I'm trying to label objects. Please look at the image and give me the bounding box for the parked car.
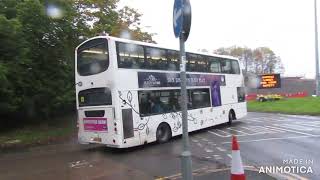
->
[256,94,283,102]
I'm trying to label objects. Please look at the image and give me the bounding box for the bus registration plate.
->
[93,137,102,142]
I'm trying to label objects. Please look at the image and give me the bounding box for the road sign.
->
[182,0,191,41]
[173,0,183,38]
[173,0,191,40]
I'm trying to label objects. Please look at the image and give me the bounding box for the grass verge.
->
[0,115,76,149]
[247,97,320,115]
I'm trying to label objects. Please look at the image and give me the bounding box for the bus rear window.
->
[77,38,109,76]
[78,88,112,107]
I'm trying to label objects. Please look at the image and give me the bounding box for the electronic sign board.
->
[258,74,281,89]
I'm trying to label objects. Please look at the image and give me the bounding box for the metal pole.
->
[179,32,193,180]
[315,0,320,96]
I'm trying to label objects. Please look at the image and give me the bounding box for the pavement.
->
[1,112,320,180]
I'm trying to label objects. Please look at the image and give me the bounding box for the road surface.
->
[0,112,319,180]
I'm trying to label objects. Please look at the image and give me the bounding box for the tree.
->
[0,0,155,125]
[0,15,28,114]
[214,46,284,75]
[74,1,155,42]
[0,0,80,120]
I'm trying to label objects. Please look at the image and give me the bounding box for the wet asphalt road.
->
[0,112,320,180]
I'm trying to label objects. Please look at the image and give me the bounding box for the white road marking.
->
[236,126,264,134]
[207,119,320,139]
[259,126,286,133]
[208,130,230,137]
[302,121,320,125]
[246,117,261,120]
[309,121,320,124]
[221,135,320,144]
[197,143,203,147]
[204,148,213,153]
[194,135,210,142]
[275,123,315,131]
[246,119,263,122]
[294,123,320,128]
[277,116,287,120]
[201,138,209,141]
[208,125,284,138]
[274,119,292,122]
[294,121,320,125]
[207,142,216,145]
[216,147,226,152]
[248,125,285,133]
[211,155,222,159]
[69,160,89,169]
[216,129,231,134]
[281,114,320,120]
[239,126,274,134]
[241,126,284,134]
[264,125,315,136]
[191,139,199,143]
[227,127,250,135]
[227,154,232,158]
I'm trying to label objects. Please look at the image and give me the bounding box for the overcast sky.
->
[119,0,320,78]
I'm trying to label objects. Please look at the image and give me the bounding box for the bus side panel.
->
[235,102,247,119]
[185,106,228,133]
[220,87,238,105]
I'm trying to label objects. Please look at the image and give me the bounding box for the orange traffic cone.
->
[231,135,246,180]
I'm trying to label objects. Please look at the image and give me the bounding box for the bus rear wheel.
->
[228,110,236,126]
[156,123,172,143]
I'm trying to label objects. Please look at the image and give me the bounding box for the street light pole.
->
[315,0,320,96]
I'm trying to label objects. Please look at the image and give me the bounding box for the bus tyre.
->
[156,123,172,143]
[228,110,235,126]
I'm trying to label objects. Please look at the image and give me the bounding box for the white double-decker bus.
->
[75,35,247,148]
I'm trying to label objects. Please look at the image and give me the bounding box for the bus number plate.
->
[93,137,102,142]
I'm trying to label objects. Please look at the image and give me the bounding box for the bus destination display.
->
[258,74,281,89]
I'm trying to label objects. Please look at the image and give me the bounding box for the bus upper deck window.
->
[117,42,144,69]
[231,60,240,74]
[221,59,232,74]
[77,38,109,76]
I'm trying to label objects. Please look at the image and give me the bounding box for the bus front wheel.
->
[156,123,172,143]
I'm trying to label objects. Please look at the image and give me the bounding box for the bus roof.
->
[76,35,239,61]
